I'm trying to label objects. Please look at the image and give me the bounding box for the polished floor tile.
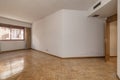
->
[0,50,118,80]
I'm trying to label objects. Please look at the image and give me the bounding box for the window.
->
[0,24,25,41]
[11,28,24,40]
[0,27,10,40]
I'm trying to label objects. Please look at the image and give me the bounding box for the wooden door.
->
[105,14,117,62]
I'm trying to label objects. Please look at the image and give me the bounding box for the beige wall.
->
[110,21,117,56]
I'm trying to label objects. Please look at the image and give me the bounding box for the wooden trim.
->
[32,49,104,59]
[117,74,120,80]
[105,14,117,62]
[25,28,31,49]
[0,39,25,41]
[110,56,117,58]
[0,49,29,54]
[105,21,110,61]
[0,48,105,59]
[0,23,25,29]
[32,49,62,59]
[61,56,104,59]
[107,14,117,23]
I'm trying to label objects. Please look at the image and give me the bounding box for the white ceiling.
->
[0,0,98,23]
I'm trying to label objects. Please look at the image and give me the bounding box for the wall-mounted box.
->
[88,0,117,18]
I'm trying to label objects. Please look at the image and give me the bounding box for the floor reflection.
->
[0,57,24,79]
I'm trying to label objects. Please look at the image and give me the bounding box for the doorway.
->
[105,14,117,62]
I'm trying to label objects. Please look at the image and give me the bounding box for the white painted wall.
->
[32,10,64,57]
[117,0,120,78]
[62,10,105,58]
[32,9,105,58]
[0,41,25,51]
[0,17,32,51]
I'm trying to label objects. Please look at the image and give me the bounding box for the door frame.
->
[105,14,117,62]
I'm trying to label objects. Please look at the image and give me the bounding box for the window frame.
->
[0,23,25,41]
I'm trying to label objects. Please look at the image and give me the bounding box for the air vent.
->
[92,15,99,17]
[93,2,101,9]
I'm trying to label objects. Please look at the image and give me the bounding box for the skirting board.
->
[32,49,62,59]
[0,48,105,59]
[117,75,120,80]
[32,49,105,59]
[0,49,31,54]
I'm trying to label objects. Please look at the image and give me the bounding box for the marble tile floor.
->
[0,50,118,80]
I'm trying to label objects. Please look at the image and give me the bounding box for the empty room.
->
[0,0,120,80]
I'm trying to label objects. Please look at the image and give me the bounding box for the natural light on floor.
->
[0,57,24,79]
